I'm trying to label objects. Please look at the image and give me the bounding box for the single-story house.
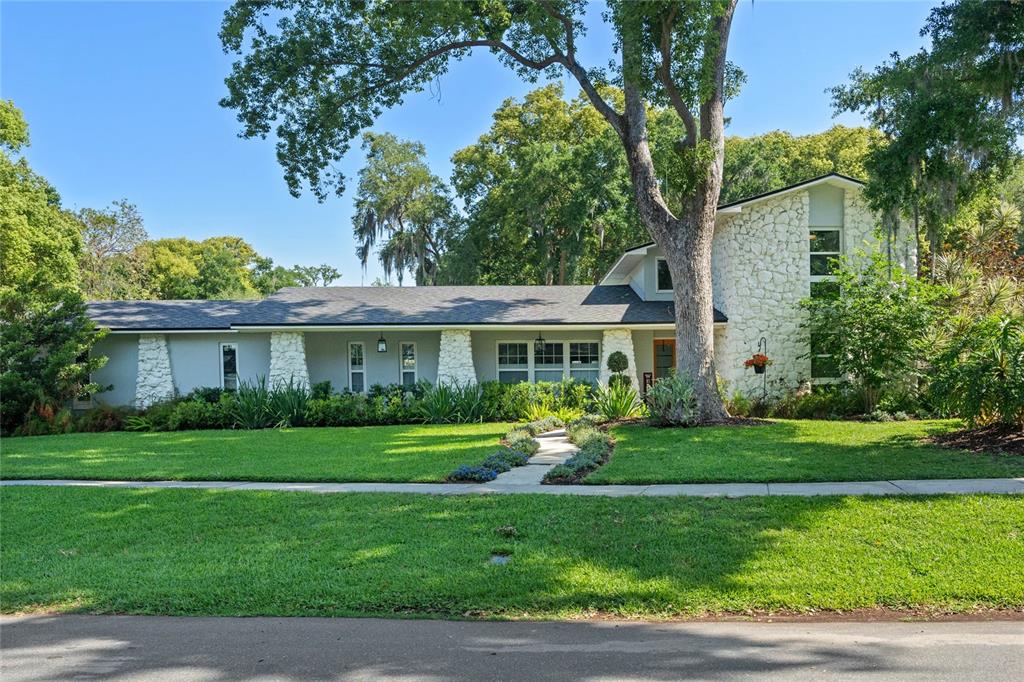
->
[85,174,917,408]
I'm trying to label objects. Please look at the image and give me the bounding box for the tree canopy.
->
[832,0,1024,275]
[352,132,455,285]
[443,83,641,285]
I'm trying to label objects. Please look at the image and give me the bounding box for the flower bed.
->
[445,417,563,482]
[542,418,614,484]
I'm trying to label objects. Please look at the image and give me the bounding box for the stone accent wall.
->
[437,329,477,385]
[712,191,811,397]
[135,333,175,408]
[269,331,310,389]
[599,328,638,386]
[844,189,917,275]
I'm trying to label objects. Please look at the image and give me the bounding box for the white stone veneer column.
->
[436,329,477,385]
[599,328,638,386]
[135,333,175,408]
[269,331,310,389]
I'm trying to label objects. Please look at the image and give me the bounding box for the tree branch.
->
[538,0,575,65]
[656,5,697,147]
[700,0,739,138]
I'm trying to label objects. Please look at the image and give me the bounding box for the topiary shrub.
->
[168,398,226,431]
[645,374,698,426]
[607,351,628,374]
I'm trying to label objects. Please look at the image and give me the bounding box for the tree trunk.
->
[618,92,728,422]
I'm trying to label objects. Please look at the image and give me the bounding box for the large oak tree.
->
[220,0,741,420]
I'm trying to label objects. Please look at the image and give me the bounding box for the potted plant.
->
[744,353,772,374]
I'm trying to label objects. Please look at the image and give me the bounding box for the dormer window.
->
[656,259,673,292]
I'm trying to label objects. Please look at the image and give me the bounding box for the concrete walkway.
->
[491,428,577,485]
[4,476,1023,497]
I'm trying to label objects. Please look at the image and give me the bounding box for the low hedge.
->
[544,418,614,484]
[21,380,594,438]
[446,418,560,482]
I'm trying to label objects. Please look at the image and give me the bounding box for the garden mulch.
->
[932,424,1024,456]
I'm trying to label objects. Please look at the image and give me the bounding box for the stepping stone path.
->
[491,429,577,486]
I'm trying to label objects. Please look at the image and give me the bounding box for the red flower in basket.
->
[744,354,772,374]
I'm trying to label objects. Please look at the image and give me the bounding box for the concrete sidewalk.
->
[4,476,1023,497]
[2,614,1022,681]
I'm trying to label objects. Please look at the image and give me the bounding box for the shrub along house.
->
[85,174,916,408]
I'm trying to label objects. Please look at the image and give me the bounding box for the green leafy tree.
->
[721,126,879,203]
[832,0,1024,277]
[137,236,261,299]
[250,256,304,295]
[1,288,108,434]
[220,0,744,420]
[352,132,455,285]
[77,200,150,299]
[293,264,342,287]
[446,83,642,284]
[0,100,106,432]
[801,254,946,412]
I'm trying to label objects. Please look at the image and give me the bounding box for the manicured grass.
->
[585,419,1024,484]
[0,424,512,483]
[2,487,1022,617]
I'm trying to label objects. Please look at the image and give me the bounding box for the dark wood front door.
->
[653,339,675,379]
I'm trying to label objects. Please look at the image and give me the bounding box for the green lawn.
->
[2,487,1021,617]
[0,423,511,483]
[584,419,1024,484]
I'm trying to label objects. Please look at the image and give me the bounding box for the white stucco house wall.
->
[85,174,916,408]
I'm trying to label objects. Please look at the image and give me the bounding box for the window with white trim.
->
[809,229,842,278]
[349,342,365,393]
[497,342,529,384]
[400,342,417,387]
[220,343,239,391]
[569,342,600,385]
[809,281,841,379]
[496,340,601,384]
[656,258,673,291]
[533,342,565,383]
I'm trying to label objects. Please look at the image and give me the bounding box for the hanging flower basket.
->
[744,354,772,374]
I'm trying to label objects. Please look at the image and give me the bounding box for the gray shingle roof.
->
[86,286,726,330]
[86,300,255,331]
[234,285,726,326]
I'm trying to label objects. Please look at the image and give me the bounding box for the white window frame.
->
[655,257,673,292]
[495,340,601,384]
[219,342,239,391]
[496,340,531,384]
[399,341,417,386]
[809,225,843,380]
[349,341,366,394]
[809,228,843,283]
[567,340,601,384]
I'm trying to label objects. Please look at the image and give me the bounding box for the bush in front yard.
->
[505,428,539,455]
[168,398,232,431]
[645,374,698,426]
[446,464,498,483]
[75,404,134,433]
[928,314,1024,428]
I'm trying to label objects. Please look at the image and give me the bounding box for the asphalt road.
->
[1,615,1022,681]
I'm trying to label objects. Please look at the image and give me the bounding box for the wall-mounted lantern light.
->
[377,334,388,353]
[534,331,546,353]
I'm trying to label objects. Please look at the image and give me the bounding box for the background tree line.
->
[353,84,1023,287]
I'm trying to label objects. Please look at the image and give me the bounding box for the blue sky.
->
[2,1,931,285]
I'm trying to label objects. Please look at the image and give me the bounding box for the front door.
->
[653,339,675,379]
